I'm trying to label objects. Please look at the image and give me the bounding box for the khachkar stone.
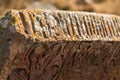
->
[0,9,120,80]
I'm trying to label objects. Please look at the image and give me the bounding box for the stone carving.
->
[0,9,120,80]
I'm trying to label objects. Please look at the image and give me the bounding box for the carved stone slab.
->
[0,9,120,80]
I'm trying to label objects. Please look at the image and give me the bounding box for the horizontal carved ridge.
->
[4,9,120,41]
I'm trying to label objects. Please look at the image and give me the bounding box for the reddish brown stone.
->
[0,9,120,80]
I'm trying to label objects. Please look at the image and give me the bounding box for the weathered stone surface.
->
[0,9,120,80]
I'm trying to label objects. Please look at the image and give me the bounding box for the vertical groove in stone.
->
[73,12,80,38]
[96,16,102,38]
[57,13,67,38]
[79,14,86,39]
[38,12,47,38]
[100,16,106,38]
[110,18,116,37]
[55,12,65,40]
[43,12,52,38]
[106,18,113,37]
[113,18,118,37]
[107,18,112,38]
[115,18,120,37]
[35,12,44,38]
[111,17,118,37]
[82,15,89,39]
[103,16,111,38]
[89,15,96,38]
[84,15,92,38]
[68,13,75,38]
[103,16,108,38]
[95,16,101,38]
[19,12,28,34]
[63,12,71,39]
[114,18,120,37]
[27,11,35,34]
[87,15,94,38]
[113,18,119,37]
[53,12,65,40]
[99,18,104,38]
[83,15,89,38]
[74,13,82,38]
[62,12,69,39]
[92,16,98,38]
[19,11,33,35]
[70,12,80,39]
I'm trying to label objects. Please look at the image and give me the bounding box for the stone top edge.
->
[1,9,120,42]
[5,9,120,17]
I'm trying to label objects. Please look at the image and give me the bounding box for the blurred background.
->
[0,0,120,16]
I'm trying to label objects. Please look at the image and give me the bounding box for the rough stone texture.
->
[0,9,120,80]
